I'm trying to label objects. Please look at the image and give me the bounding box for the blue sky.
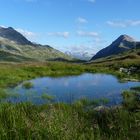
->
[0,0,140,54]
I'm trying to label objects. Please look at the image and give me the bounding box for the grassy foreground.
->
[0,88,139,140]
[0,61,139,139]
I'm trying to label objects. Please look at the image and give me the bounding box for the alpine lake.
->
[5,73,140,106]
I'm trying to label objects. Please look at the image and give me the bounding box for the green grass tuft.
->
[22,81,34,89]
[41,93,55,101]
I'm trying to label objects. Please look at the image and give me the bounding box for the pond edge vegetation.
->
[0,62,139,139]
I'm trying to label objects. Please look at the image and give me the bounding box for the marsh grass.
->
[0,88,19,100]
[41,93,55,102]
[122,90,140,111]
[0,88,9,99]
[0,86,139,139]
[0,62,139,139]
[74,98,110,109]
[0,91,139,140]
[130,86,140,92]
[0,61,137,88]
[22,81,34,89]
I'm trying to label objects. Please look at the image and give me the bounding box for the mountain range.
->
[65,51,94,61]
[0,26,140,62]
[0,26,72,62]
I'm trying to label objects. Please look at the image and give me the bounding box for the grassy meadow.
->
[0,61,139,139]
[0,60,139,88]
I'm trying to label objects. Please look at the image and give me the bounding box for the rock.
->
[119,67,128,73]
[119,66,139,75]
[94,106,109,112]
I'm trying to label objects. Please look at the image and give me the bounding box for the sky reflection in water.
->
[6,73,140,106]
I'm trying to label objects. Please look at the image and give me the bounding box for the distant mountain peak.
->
[7,27,14,30]
[109,35,136,48]
[115,34,135,42]
[0,26,72,62]
[91,34,139,60]
[0,26,33,45]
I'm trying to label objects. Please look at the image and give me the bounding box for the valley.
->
[0,27,140,140]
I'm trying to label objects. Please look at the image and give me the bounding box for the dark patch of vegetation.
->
[73,97,109,108]
[0,88,19,100]
[130,86,140,92]
[41,93,55,102]
[0,88,9,99]
[122,90,140,112]
[22,81,34,89]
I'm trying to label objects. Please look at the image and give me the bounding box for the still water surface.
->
[6,73,140,105]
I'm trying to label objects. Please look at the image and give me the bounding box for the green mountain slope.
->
[90,47,140,68]
[0,27,72,62]
[91,35,139,60]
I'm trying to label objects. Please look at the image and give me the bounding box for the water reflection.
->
[6,73,140,105]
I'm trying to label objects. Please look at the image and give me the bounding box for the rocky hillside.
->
[0,27,33,45]
[0,26,72,62]
[91,35,140,60]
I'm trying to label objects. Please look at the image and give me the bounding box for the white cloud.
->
[107,20,140,28]
[77,30,99,37]
[63,33,106,56]
[47,32,70,38]
[0,25,7,28]
[128,20,140,26]
[16,28,37,40]
[0,26,37,41]
[64,40,102,57]
[67,44,95,54]
[77,17,88,24]
[107,21,126,28]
